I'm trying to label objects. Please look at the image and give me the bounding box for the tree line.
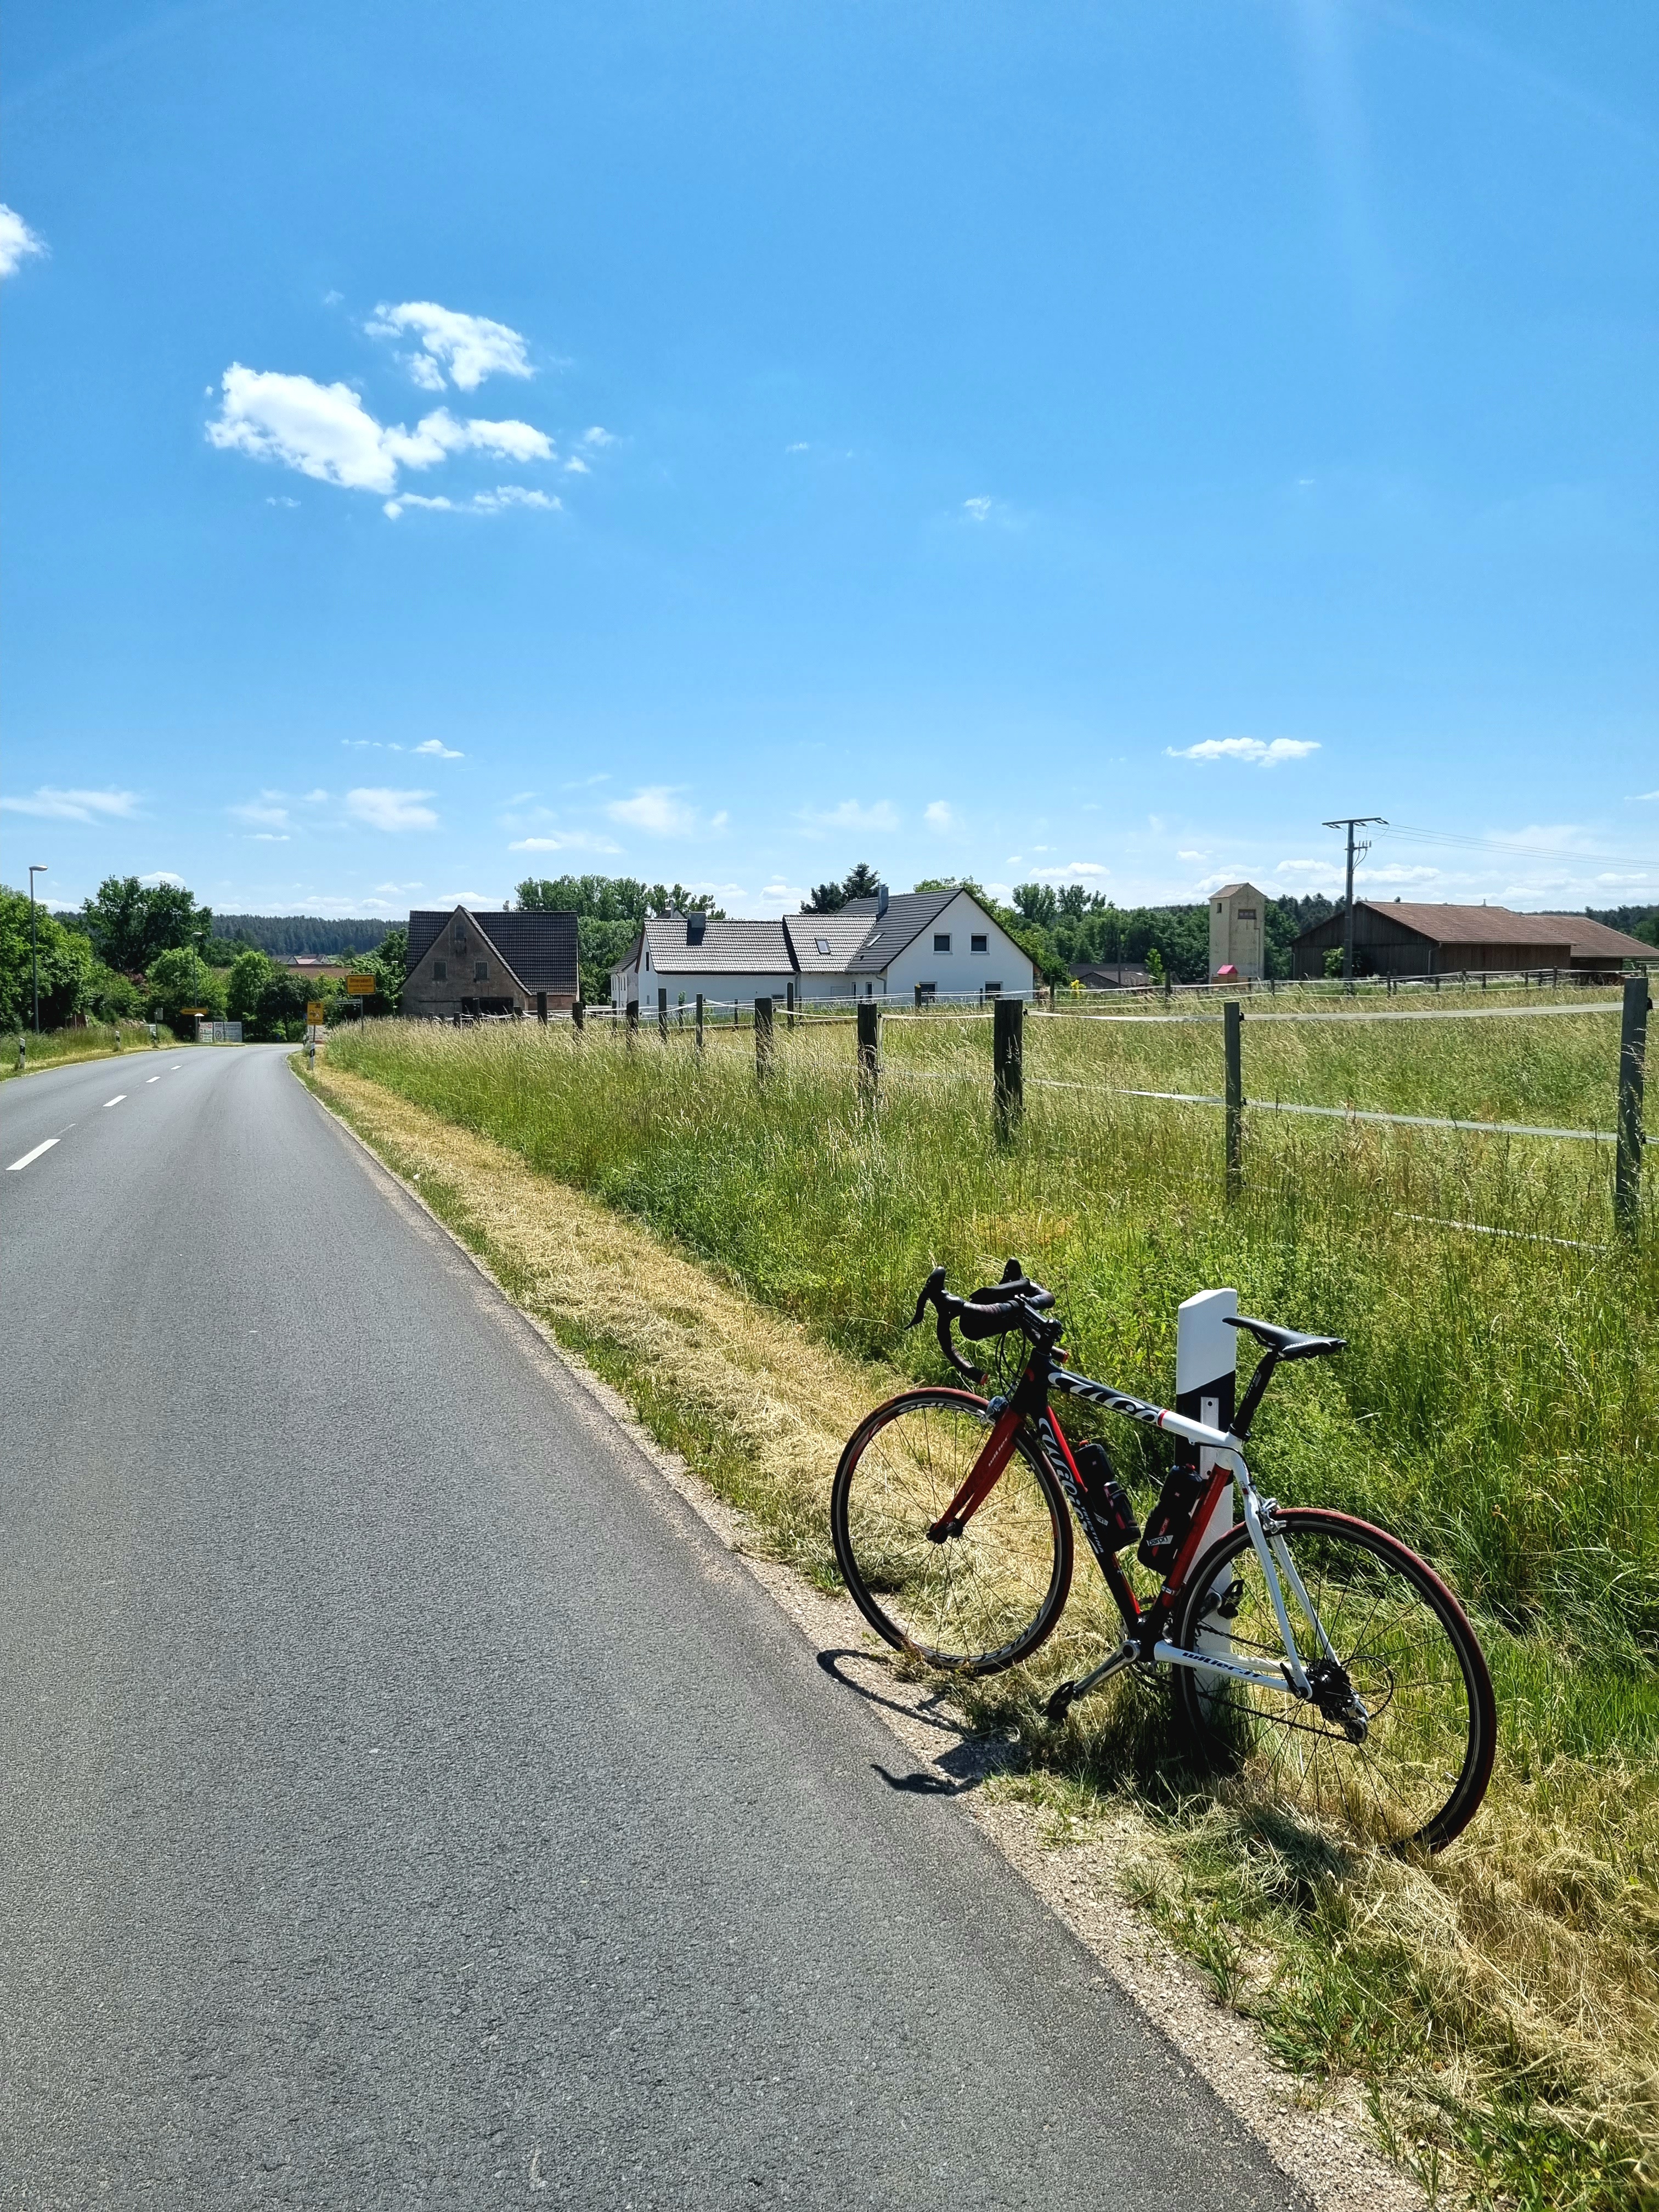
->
[2,876,408,1040]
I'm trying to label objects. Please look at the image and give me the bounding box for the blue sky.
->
[2,1,1655,921]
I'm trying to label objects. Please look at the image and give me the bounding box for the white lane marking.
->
[103,1094,127,1108]
[147,1075,160,1084]
[7,1138,59,1171]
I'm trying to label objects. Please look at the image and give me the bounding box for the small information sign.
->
[306,1001,326,1024]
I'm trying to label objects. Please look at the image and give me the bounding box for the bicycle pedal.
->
[1045,1681,1077,1723]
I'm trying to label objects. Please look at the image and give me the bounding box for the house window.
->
[970,933,988,953]
[918,983,937,1001]
[985,982,1003,996]
[454,931,467,951]
[934,933,951,953]
[433,960,447,981]
[475,961,488,981]
[1237,908,1257,922]
[815,938,832,955]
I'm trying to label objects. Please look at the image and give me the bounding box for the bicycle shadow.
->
[817,1646,1020,1798]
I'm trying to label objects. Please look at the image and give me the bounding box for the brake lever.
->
[907,1266,947,1331]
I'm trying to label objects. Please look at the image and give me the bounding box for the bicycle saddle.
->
[1226,1314,1346,1360]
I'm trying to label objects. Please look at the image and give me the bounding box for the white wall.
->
[611,966,798,1011]
[880,893,1036,1000]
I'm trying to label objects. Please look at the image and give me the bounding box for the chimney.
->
[876,883,889,918]
[686,911,707,945]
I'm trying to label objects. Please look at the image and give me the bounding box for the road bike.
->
[830,1265,1496,1850]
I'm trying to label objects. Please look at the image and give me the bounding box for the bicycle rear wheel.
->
[831,1388,1072,1674]
[1173,1509,1495,1851]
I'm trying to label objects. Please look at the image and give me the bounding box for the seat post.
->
[1231,1347,1281,1441]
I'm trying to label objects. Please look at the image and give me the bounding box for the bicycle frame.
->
[934,1352,1344,1714]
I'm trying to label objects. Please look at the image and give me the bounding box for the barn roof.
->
[1295,902,1577,950]
[1537,915,1655,961]
[783,913,876,972]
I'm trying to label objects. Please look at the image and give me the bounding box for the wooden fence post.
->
[755,996,774,1079]
[1615,972,1650,1235]
[786,979,795,1031]
[993,995,1023,1134]
[1224,999,1243,1199]
[856,998,880,1104]
[695,992,704,1052]
[572,998,584,1031]
[657,985,668,1039]
[626,997,639,1046]
[536,991,548,1023]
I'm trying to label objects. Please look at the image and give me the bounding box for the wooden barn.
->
[1290,901,1650,980]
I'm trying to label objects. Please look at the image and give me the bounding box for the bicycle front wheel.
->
[1173,1509,1494,1851]
[831,1387,1073,1674]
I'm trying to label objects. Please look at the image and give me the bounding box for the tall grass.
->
[316,1011,1659,2204]
[329,1008,1656,1713]
[2,1022,167,1081]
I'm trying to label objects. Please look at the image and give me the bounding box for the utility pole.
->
[1322,818,1386,991]
[27,865,48,1034]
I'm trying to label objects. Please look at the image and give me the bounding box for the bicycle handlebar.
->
[907,1263,1057,1381]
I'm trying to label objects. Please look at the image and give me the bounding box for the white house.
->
[609,888,1036,1011]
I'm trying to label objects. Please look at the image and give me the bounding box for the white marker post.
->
[1175,1286,1237,1566]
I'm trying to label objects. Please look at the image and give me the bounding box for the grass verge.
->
[302,1036,1658,2210]
[2,1023,172,1081]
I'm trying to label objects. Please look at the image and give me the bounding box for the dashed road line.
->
[7,1138,59,1172]
[103,1095,127,1108]
[147,1076,160,1084]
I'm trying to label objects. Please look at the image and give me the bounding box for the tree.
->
[252,966,311,1040]
[146,946,226,1029]
[227,950,276,1026]
[802,862,882,913]
[0,887,96,1030]
[1012,882,1059,928]
[79,876,212,971]
[516,873,724,1004]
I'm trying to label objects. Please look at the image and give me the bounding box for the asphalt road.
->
[0,1045,1304,2209]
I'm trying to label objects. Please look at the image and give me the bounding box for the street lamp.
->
[27,866,48,1034]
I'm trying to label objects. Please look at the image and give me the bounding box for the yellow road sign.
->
[345,973,376,995]
[180,1006,208,1016]
[306,1001,326,1024]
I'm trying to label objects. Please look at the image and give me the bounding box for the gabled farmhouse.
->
[402,906,579,1019]
[608,886,1036,1010]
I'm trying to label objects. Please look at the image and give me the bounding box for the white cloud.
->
[229,799,290,828]
[1166,737,1321,767]
[798,799,899,834]
[1177,850,1206,861]
[1,785,141,822]
[563,456,590,474]
[413,739,464,758]
[582,426,616,447]
[345,787,438,832]
[963,496,992,522]
[208,369,551,503]
[924,800,958,832]
[0,205,47,279]
[266,495,300,509]
[507,831,623,854]
[607,786,698,836]
[1032,860,1109,881]
[367,301,532,391]
[785,442,809,454]
[209,367,400,492]
[384,484,558,520]
[758,879,809,906]
[139,871,186,887]
[1627,790,1659,803]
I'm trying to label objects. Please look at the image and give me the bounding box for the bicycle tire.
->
[1173,1508,1496,1851]
[831,1387,1073,1674]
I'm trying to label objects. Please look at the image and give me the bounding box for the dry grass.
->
[303,1049,1659,2211]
